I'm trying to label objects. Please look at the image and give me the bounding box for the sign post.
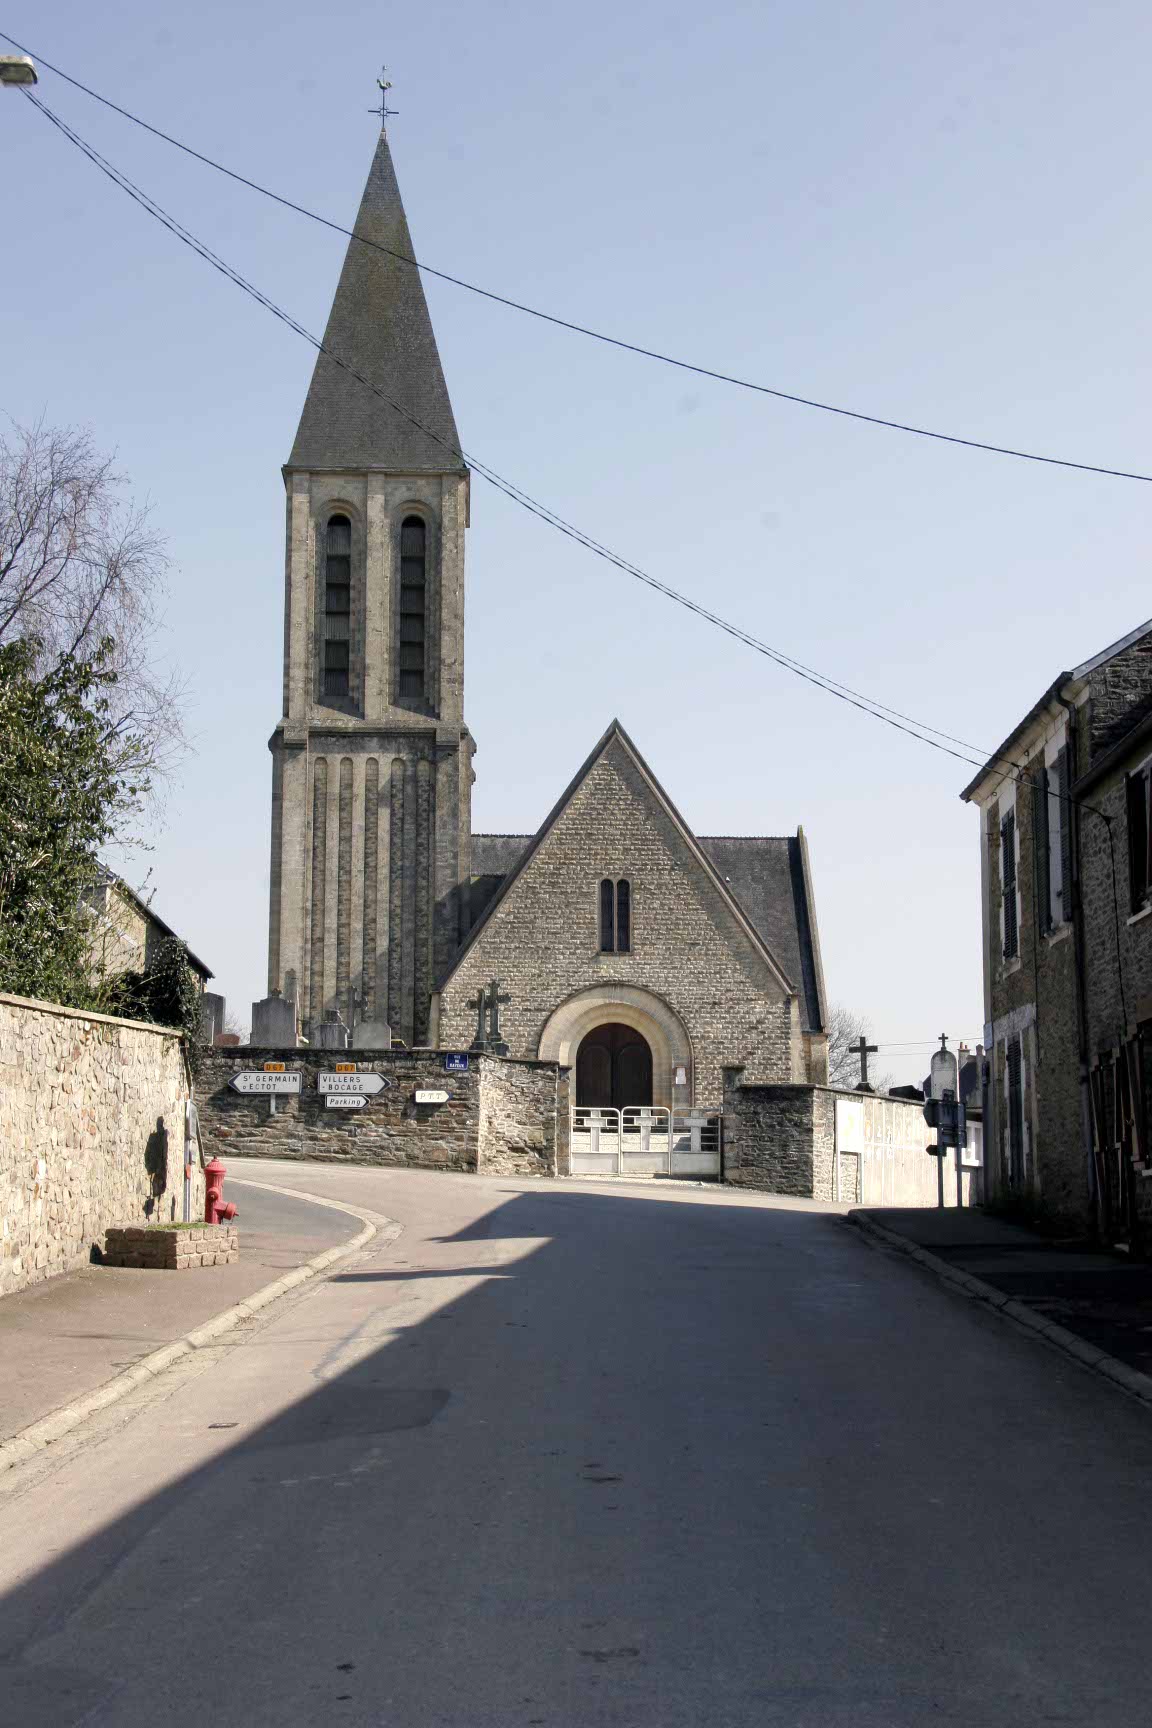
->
[229,1069,301,1119]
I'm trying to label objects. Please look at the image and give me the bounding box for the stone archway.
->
[537,985,693,1108]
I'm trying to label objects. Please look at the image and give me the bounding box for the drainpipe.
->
[1059,693,1097,1233]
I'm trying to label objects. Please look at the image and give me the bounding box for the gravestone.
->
[353,1019,392,1049]
[251,989,298,1047]
[199,992,226,1044]
[313,1010,351,1051]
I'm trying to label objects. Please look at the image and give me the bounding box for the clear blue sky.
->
[4,2,1151,1084]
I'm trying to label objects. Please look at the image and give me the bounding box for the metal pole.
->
[937,1147,945,1209]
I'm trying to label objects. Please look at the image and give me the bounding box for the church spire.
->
[287,128,465,473]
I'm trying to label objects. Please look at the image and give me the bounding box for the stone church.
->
[264,127,829,1112]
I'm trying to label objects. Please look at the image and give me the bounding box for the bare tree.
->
[825,1002,892,1092]
[0,417,184,779]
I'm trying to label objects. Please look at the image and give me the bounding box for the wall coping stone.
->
[0,990,182,1040]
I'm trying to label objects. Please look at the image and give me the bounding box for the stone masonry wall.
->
[722,1075,816,1196]
[0,992,195,1298]
[721,1072,948,1205]
[477,1058,567,1177]
[440,736,796,1104]
[197,1045,567,1176]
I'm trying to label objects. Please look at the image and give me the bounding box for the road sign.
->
[443,1053,469,1073]
[334,1062,355,1073]
[317,1072,392,1095]
[415,1089,449,1105]
[230,1071,301,1095]
[263,1062,286,1073]
[326,1094,366,1110]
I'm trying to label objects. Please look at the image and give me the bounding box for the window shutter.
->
[1127,771,1148,913]
[1057,748,1072,923]
[1032,768,1051,935]
[1002,811,1018,958]
[1006,1038,1024,1184]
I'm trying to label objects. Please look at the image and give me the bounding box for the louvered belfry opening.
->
[398,515,427,700]
[323,514,352,700]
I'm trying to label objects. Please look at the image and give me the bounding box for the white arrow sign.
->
[317,1072,391,1094]
[414,1089,450,1105]
[326,1094,367,1110]
[229,1071,301,1095]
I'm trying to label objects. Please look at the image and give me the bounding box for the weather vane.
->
[372,66,399,125]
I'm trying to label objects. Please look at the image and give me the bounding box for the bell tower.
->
[266,127,473,1045]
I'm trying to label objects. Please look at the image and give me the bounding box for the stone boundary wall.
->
[196,1046,567,1176]
[722,1071,976,1205]
[0,992,195,1298]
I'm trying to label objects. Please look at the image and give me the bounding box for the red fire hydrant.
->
[204,1157,238,1224]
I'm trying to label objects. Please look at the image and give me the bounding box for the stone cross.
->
[487,978,510,1046]
[853,1035,879,1090]
[468,979,511,1055]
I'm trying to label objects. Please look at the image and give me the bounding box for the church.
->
[264,127,830,1117]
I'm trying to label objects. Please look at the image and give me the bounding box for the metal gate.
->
[569,1107,721,1179]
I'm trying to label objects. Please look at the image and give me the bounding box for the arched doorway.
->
[575,1023,653,1109]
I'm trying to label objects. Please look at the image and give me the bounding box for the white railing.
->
[570,1108,721,1178]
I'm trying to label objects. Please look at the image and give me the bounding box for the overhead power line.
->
[23,89,1117,832]
[5,28,1152,488]
[21,90,1006,776]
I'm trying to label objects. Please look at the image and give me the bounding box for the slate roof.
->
[468,813,827,1032]
[287,129,465,474]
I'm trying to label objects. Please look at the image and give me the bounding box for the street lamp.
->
[0,56,37,87]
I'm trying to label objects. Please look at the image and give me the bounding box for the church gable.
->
[437,723,806,1101]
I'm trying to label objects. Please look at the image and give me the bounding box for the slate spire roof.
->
[287,129,465,473]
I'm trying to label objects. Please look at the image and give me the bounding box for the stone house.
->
[85,872,213,993]
[961,617,1152,1240]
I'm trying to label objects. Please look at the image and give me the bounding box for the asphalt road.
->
[2,1161,1152,1727]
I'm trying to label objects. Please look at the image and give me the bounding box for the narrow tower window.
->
[398,515,427,700]
[599,879,631,953]
[323,514,352,700]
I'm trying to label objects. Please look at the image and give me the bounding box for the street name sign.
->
[326,1094,366,1110]
[415,1089,449,1105]
[317,1072,392,1095]
[230,1071,301,1095]
[443,1053,469,1073]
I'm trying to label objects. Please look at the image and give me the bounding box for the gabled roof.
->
[960,614,1152,803]
[287,129,465,474]
[93,870,213,981]
[449,720,819,1018]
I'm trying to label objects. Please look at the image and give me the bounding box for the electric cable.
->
[19,89,1117,831]
[5,28,1151,488]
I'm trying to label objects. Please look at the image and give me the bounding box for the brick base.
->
[103,1224,240,1270]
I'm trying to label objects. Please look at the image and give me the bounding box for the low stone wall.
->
[722,1070,978,1205]
[196,1046,568,1176]
[0,992,195,1298]
[104,1222,239,1269]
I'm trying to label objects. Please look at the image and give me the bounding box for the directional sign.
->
[443,1053,469,1073]
[414,1089,449,1105]
[230,1071,301,1095]
[326,1094,366,1110]
[317,1072,392,1095]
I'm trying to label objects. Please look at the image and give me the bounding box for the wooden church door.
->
[575,1024,653,1110]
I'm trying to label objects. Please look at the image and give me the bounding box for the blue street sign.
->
[443,1053,469,1073]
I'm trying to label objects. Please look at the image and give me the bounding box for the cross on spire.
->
[372,66,399,126]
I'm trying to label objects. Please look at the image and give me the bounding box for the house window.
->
[323,514,352,700]
[398,515,427,701]
[1127,761,1152,914]
[1000,808,1019,959]
[599,879,631,953]
[1032,766,1051,936]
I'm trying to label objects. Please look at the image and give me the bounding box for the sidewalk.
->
[0,1179,356,1443]
[852,1206,1152,1380]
